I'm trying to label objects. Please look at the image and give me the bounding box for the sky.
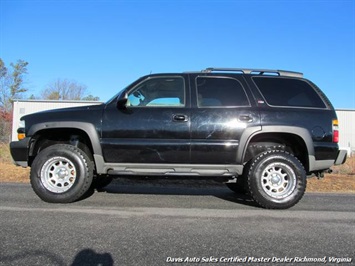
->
[0,0,354,108]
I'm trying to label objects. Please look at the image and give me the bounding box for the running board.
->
[105,163,243,177]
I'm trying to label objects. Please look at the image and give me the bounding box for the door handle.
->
[238,115,253,122]
[173,114,188,122]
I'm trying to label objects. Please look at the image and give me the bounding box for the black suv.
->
[10,68,347,209]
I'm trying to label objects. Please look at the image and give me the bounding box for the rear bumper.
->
[9,138,30,167]
[334,149,347,165]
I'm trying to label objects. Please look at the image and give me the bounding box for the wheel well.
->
[244,133,309,171]
[29,128,94,166]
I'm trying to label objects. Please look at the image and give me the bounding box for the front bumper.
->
[9,137,31,167]
[334,149,347,165]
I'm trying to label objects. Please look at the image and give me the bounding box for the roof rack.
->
[202,67,303,78]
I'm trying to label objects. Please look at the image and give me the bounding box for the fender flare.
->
[28,121,103,157]
[238,125,314,163]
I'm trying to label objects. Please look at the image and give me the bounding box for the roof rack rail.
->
[202,67,303,78]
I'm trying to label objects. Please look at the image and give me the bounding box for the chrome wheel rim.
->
[41,156,77,193]
[261,162,296,199]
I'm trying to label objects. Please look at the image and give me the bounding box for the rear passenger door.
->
[189,74,260,164]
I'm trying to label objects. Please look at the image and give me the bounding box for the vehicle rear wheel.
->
[247,150,306,209]
[30,144,94,203]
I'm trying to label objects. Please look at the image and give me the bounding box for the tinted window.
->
[127,77,185,107]
[253,77,326,108]
[196,77,249,107]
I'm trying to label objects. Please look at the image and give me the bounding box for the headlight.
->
[19,120,25,128]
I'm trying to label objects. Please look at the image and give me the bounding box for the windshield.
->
[105,76,148,105]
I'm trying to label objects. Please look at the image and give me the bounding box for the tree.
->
[0,58,28,142]
[81,94,100,101]
[0,58,28,113]
[10,60,28,99]
[41,78,99,101]
[0,59,7,78]
[0,59,11,113]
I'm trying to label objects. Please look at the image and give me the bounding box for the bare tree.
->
[41,79,88,100]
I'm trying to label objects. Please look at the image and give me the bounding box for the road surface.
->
[0,181,354,265]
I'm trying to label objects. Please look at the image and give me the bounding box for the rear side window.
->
[196,77,249,107]
[253,77,326,108]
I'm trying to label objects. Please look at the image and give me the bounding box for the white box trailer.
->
[336,109,355,156]
[12,100,102,141]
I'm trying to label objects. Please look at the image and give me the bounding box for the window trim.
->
[252,76,327,110]
[195,76,250,108]
[126,75,186,108]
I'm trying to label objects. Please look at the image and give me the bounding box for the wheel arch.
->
[28,122,102,167]
[240,126,314,172]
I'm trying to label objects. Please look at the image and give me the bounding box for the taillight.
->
[332,119,339,143]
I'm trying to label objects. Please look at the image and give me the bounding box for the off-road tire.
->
[30,144,94,203]
[247,150,306,209]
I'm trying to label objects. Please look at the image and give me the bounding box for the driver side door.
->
[101,75,190,164]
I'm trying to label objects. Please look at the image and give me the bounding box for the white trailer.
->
[12,100,102,141]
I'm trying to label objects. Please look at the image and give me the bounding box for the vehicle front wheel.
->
[247,150,306,209]
[30,144,94,203]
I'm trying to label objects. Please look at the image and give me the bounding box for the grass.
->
[0,142,354,192]
[0,142,12,163]
[332,156,355,175]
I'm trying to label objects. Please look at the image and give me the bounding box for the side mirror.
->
[116,93,133,114]
[116,93,128,110]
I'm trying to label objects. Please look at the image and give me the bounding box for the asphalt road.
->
[0,181,354,266]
